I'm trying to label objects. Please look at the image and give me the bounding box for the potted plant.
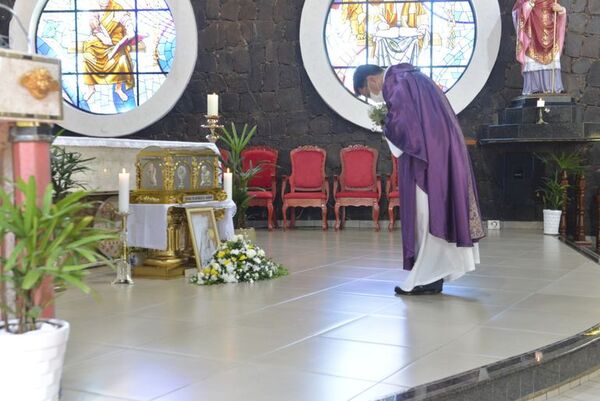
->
[219,123,262,239]
[51,145,94,201]
[538,173,569,235]
[0,177,116,401]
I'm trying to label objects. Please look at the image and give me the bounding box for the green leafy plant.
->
[537,173,569,210]
[368,104,388,129]
[51,146,95,201]
[0,177,117,334]
[536,151,585,176]
[219,123,261,229]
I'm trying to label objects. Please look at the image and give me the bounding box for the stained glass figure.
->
[36,0,176,115]
[326,0,476,97]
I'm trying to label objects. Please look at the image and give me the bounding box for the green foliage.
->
[537,151,585,176]
[219,123,261,229]
[0,177,117,334]
[368,104,388,129]
[537,173,569,210]
[51,146,94,201]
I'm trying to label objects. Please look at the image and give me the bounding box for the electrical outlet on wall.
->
[487,220,501,230]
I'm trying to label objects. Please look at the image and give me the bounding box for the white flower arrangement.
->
[190,234,287,285]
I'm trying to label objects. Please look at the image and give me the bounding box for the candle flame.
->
[226,168,230,173]
[122,168,126,173]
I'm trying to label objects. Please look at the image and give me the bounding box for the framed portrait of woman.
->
[185,207,220,268]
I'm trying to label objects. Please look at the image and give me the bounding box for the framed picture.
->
[185,207,220,268]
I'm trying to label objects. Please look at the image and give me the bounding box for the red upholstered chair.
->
[282,146,329,230]
[386,155,400,231]
[241,146,278,231]
[334,145,381,231]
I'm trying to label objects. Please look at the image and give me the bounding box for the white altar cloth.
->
[128,200,236,251]
[53,137,219,192]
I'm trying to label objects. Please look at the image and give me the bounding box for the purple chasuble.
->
[382,63,485,270]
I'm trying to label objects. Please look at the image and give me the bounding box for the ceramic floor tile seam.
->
[440,286,534,308]
[62,388,140,401]
[377,351,502,391]
[124,301,271,323]
[477,321,592,338]
[63,345,132,370]
[347,383,410,401]
[248,335,420,380]
[247,345,419,384]
[237,314,371,359]
[431,326,565,360]
[201,359,382,389]
[319,323,477,352]
[120,341,251,367]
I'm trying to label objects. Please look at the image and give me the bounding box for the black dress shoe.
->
[394,279,444,296]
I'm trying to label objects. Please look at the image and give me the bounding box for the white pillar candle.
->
[224,169,233,201]
[537,98,545,108]
[118,168,130,213]
[207,93,219,116]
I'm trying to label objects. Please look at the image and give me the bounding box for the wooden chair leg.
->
[283,202,288,231]
[388,205,395,231]
[373,202,380,232]
[340,206,346,229]
[267,202,274,231]
[321,204,328,230]
[334,202,341,231]
[290,207,296,229]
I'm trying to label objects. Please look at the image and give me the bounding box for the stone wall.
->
[4,0,600,230]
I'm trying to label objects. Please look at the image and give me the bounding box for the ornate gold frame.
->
[185,207,220,269]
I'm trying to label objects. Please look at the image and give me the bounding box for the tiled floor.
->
[57,229,600,401]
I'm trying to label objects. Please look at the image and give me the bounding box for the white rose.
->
[247,249,257,258]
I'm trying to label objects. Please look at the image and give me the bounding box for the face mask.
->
[370,91,384,103]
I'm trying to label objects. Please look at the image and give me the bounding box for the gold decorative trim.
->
[19,68,60,100]
[131,189,227,204]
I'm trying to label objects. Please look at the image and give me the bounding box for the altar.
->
[53,136,236,278]
[127,200,236,278]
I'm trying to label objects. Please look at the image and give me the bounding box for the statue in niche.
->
[513,0,567,95]
[144,162,158,188]
[175,164,188,190]
[200,163,212,187]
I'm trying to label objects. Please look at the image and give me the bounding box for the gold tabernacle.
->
[131,146,227,204]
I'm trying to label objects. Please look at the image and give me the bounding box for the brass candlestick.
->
[202,115,224,143]
[537,106,549,124]
[112,212,134,285]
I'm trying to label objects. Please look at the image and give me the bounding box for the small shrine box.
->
[131,146,226,204]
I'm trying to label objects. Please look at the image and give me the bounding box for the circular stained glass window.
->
[325,0,476,98]
[36,0,176,115]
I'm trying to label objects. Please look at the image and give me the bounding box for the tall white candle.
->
[224,169,233,201]
[207,93,219,116]
[118,168,130,213]
[537,98,545,108]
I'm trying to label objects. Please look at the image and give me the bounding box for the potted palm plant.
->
[219,123,261,239]
[0,177,116,401]
[538,173,569,235]
[51,145,94,201]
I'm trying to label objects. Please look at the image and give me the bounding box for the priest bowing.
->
[353,63,485,295]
